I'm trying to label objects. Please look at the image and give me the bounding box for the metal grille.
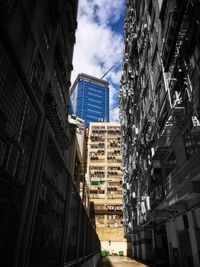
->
[29,171,66,265]
[66,185,80,261]
[0,42,38,183]
[29,138,69,265]
[0,41,39,265]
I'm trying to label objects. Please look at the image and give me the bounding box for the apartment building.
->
[120,0,200,266]
[70,73,110,127]
[0,1,100,266]
[87,122,130,256]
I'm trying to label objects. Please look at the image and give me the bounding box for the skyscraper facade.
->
[120,0,200,266]
[70,73,109,127]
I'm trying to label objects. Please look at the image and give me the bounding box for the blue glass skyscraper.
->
[70,73,109,127]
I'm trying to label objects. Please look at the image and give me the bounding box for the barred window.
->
[0,42,38,184]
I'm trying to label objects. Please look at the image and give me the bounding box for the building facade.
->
[120,0,200,266]
[70,73,110,127]
[87,122,130,256]
[0,1,100,266]
[67,115,90,210]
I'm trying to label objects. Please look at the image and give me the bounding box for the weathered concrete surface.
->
[102,256,152,267]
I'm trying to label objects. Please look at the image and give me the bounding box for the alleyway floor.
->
[102,256,152,267]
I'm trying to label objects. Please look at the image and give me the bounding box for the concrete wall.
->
[131,208,200,267]
[97,227,128,255]
[79,253,101,267]
[101,241,128,256]
[97,227,126,241]
[166,209,200,267]
[132,230,153,262]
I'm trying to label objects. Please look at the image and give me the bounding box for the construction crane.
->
[100,65,115,79]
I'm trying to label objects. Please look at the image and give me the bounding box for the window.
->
[184,129,200,159]
[91,181,105,186]
[88,91,102,98]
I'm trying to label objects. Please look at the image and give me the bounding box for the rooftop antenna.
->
[100,65,115,79]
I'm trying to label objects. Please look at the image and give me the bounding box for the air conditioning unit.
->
[132,192,136,198]
[174,106,185,116]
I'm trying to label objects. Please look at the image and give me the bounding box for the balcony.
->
[161,1,188,71]
[160,104,187,136]
[55,41,68,85]
[155,98,189,151]
[90,174,105,180]
[90,194,105,199]
[150,186,163,209]
[90,159,105,164]
[91,143,105,149]
[44,85,69,150]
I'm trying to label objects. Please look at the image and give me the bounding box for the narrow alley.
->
[1,0,200,266]
[102,256,152,267]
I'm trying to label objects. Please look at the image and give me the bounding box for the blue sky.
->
[71,0,125,121]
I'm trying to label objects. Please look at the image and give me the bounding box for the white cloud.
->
[78,0,124,26]
[110,106,119,122]
[71,0,124,122]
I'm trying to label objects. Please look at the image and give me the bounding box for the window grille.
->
[0,42,38,184]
